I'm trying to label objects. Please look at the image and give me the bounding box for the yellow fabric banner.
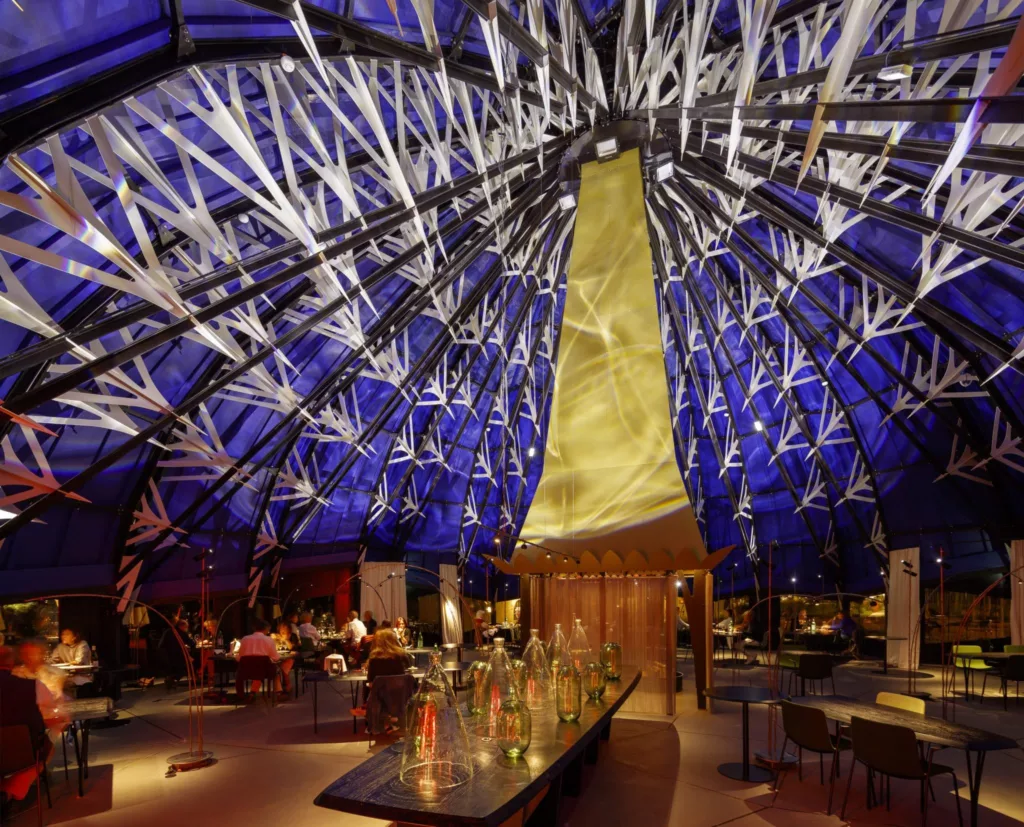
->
[520,149,705,558]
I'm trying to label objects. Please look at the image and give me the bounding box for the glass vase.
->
[467,660,492,716]
[600,641,622,680]
[496,695,532,759]
[556,664,582,722]
[567,618,592,671]
[547,623,568,680]
[583,661,606,699]
[521,628,551,706]
[509,658,526,695]
[401,651,474,791]
[483,638,517,731]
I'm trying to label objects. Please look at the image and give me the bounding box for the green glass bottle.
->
[556,664,582,722]
[583,661,607,699]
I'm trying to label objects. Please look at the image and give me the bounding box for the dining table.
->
[704,685,785,783]
[789,694,1020,827]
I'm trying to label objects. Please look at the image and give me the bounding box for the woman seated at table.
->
[393,617,411,647]
[272,622,298,695]
[365,629,413,688]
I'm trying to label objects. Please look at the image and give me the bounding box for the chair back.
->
[780,701,833,753]
[951,644,990,670]
[0,725,36,775]
[1003,644,1024,654]
[367,673,417,733]
[299,637,317,653]
[236,655,276,681]
[1003,655,1024,680]
[797,653,833,680]
[875,691,925,715]
[952,645,981,654]
[849,716,923,780]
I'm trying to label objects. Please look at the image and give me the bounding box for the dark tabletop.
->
[979,652,1022,661]
[704,685,784,705]
[789,696,1018,751]
[315,667,641,826]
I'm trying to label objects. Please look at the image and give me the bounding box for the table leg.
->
[562,752,584,796]
[742,703,750,781]
[313,681,319,734]
[70,724,84,797]
[964,750,986,827]
[716,701,774,783]
[82,721,90,779]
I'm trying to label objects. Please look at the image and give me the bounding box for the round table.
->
[704,685,784,783]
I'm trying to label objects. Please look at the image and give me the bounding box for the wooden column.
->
[682,571,714,711]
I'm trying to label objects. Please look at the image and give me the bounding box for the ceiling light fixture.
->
[656,160,674,182]
[595,137,619,159]
[528,446,536,457]
[238,213,250,224]
[558,193,576,211]
[877,63,912,81]
[754,420,764,432]
[280,54,296,73]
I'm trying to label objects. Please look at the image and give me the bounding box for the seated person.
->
[159,619,197,688]
[363,610,378,636]
[50,628,93,690]
[297,612,321,647]
[272,622,298,695]
[393,617,411,647]
[364,629,414,734]
[0,646,52,803]
[13,639,66,707]
[238,619,282,696]
[342,611,368,666]
[733,610,762,665]
[830,611,859,654]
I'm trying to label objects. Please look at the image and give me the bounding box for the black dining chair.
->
[840,716,963,827]
[788,654,836,696]
[992,655,1024,710]
[772,701,849,815]
[0,725,51,826]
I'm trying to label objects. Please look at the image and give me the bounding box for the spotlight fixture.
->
[521,542,527,549]
[494,536,501,545]
[280,54,296,73]
[563,556,569,563]
[595,138,619,159]
[675,580,682,588]
[528,446,536,457]
[790,575,796,583]
[656,160,674,182]
[558,192,576,211]
[877,63,912,81]
[545,552,552,559]
[754,420,764,432]
[238,213,250,224]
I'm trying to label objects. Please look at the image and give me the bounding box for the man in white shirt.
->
[343,611,367,666]
[297,612,321,647]
[237,619,280,694]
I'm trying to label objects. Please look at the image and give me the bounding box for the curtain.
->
[529,575,673,714]
[439,563,463,645]
[359,562,407,625]
[1012,540,1024,646]
[886,548,920,671]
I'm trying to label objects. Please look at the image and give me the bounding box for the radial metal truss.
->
[0,0,1022,599]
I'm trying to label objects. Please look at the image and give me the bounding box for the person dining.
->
[364,629,414,735]
[0,646,52,805]
[272,622,297,695]
[733,610,762,665]
[363,610,378,636]
[13,639,66,704]
[297,612,321,647]
[343,611,367,666]
[50,628,93,690]
[393,617,411,647]
[237,619,282,696]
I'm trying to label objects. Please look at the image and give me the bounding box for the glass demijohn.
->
[495,654,532,759]
[583,662,607,699]
[467,660,492,716]
[547,623,568,679]
[600,641,622,680]
[567,618,592,671]
[509,658,526,695]
[400,652,474,791]
[521,629,551,706]
[483,638,517,730]
[556,664,582,722]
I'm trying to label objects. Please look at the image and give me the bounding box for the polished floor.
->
[6,659,1023,826]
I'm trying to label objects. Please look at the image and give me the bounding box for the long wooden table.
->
[790,695,1019,827]
[315,667,641,826]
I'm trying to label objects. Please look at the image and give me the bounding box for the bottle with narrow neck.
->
[567,618,591,671]
[547,623,568,680]
[484,637,516,733]
[521,628,550,706]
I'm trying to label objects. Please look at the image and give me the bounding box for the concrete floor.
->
[6,659,1023,827]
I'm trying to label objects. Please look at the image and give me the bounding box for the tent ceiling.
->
[0,0,1021,601]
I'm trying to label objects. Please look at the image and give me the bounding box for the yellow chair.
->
[950,645,991,700]
[876,691,925,715]
[1004,644,1024,654]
